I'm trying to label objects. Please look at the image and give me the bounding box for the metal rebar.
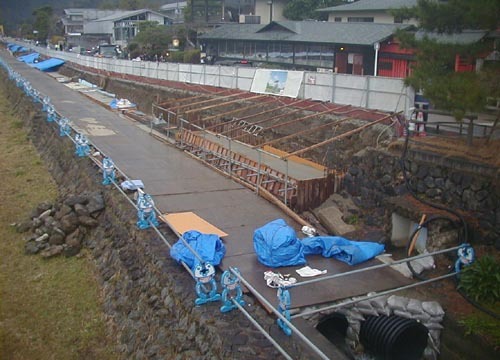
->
[289,245,462,289]
[230,267,331,360]
[231,299,294,360]
[292,271,458,319]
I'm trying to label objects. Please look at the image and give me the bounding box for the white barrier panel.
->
[303,72,333,102]
[20,42,413,114]
[335,88,367,108]
[251,69,303,98]
[220,66,236,89]
[204,65,220,87]
[237,68,256,91]
[190,64,204,84]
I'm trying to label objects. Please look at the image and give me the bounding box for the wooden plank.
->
[256,116,353,148]
[168,92,239,112]
[283,113,398,158]
[184,94,267,115]
[202,102,271,126]
[227,102,318,139]
[160,212,228,237]
[251,107,343,149]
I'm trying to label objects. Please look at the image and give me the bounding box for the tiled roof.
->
[92,9,171,22]
[317,0,418,13]
[199,21,409,46]
[415,30,488,44]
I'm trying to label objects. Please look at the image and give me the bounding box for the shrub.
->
[458,255,500,304]
[183,49,201,64]
[168,50,184,63]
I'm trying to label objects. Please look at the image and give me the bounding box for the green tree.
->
[32,6,54,42]
[394,0,500,138]
[119,0,145,10]
[128,21,173,57]
[284,0,346,21]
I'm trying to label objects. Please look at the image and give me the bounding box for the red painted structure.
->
[377,40,415,78]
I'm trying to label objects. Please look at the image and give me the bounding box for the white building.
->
[317,0,419,25]
[160,1,187,24]
[84,9,173,47]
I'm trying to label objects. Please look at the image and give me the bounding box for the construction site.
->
[2,41,499,360]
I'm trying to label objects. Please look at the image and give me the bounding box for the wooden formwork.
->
[178,129,343,212]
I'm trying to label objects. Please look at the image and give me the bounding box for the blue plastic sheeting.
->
[170,230,226,270]
[109,98,136,109]
[253,219,307,268]
[302,236,385,266]
[253,219,385,267]
[30,58,65,71]
[9,45,22,52]
[18,53,40,63]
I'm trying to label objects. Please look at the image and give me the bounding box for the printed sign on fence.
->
[251,69,303,98]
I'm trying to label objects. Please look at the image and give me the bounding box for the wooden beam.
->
[168,92,239,112]
[157,93,209,108]
[282,113,398,159]
[227,102,318,140]
[252,106,345,148]
[202,101,271,126]
[255,116,354,148]
[184,94,267,115]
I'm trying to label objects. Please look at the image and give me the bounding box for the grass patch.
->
[459,313,500,348]
[0,85,118,359]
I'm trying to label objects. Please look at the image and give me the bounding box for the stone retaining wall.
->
[344,146,500,246]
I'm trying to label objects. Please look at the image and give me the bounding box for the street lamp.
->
[267,0,273,23]
[373,42,380,76]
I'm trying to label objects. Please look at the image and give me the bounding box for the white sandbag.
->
[387,295,409,311]
[422,301,444,317]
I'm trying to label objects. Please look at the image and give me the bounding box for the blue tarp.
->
[253,219,307,268]
[253,219,385,267]
[18,53,40,63]
[109,98,136,109]
[170,230,226,270]
[30,58,65,72]
[302,236,385,266]
[9,45,22,52]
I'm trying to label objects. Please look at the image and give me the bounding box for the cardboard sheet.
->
[160,212,228,237]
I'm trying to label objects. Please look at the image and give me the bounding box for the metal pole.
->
[228,138,232,176]
[150,103,154,134]
[373,42,380,76]
[257,149,262,195]
[231,300,294,360]
[289,245,462,289]
[284,159,289,206]
[292,272,458,319]
[230,268,331,360]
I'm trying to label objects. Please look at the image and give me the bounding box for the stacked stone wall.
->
[344,146,499,246]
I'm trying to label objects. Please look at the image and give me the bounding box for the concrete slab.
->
[222,253,412,309]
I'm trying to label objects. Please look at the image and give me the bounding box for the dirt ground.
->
[407,135,500,168]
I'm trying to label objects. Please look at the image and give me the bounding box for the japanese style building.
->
[199,21,410,75]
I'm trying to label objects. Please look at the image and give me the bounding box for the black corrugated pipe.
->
[360,315,428,360]
[316,313,349,340]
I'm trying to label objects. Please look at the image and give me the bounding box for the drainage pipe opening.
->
[360,315,428,360]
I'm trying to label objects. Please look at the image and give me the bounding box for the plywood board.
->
[160,212,228,237]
